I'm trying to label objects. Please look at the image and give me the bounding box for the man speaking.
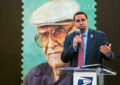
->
[61,12,114,85]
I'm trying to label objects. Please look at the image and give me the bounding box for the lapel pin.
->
[90,34,93,38]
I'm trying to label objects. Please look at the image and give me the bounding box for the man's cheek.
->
[42,48,47,56]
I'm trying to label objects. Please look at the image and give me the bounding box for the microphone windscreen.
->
[76,29,80,35]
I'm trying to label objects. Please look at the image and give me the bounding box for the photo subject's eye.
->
[42,33,48,37]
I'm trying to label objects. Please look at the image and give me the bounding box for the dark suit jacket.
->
[61,28,114,66]
[61,28,114,85]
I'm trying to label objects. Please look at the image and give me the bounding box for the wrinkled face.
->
[37,24,77,68]
[74,14,88,33]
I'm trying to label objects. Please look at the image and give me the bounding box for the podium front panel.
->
[73,72,97,85]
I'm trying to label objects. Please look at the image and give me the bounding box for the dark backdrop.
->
[0,0,120,85]
[96,0,120,84]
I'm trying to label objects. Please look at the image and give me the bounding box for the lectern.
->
[58,64,116,85]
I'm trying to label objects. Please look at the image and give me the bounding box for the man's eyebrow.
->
[81,18,86,19]
[56,25,64,29]
[38,31,48,34]
[38,28,49,33]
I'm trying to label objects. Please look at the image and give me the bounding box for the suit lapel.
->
[85,29,94,64]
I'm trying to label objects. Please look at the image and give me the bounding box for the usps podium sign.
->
[73,72,97,85]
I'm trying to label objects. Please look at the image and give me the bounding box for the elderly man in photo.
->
[22,0,80,85]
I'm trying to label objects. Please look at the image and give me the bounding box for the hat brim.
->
[34,21,73,27]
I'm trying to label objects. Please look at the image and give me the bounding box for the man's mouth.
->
[80,26,85,28]
[48,51,62,56]
[80,28,85,32]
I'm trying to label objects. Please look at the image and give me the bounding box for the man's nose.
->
[79,21,83,25]
[47,36,58,48]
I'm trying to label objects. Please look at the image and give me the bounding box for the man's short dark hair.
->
[73,12,88,21]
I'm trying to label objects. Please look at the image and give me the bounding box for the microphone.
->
[76,28,80,35]
[76,29,81,48]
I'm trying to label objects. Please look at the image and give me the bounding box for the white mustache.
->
[47,48,63,55]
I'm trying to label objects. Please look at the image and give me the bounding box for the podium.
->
[58,64,116,85]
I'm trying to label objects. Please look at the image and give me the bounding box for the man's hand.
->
[73,35,81,47]
[100,43,111,55]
